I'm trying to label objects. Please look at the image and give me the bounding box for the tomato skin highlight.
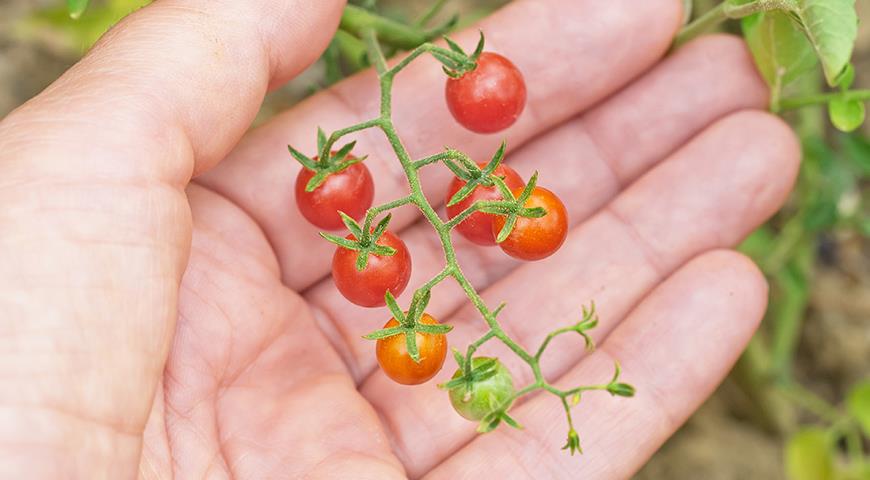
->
[492,186,568,261]
[449,357,515,421]
[376,314,448,385]
[445,52,526,134]
[445,163,525,246]
[295,159,374,230]
[332,230,412,307]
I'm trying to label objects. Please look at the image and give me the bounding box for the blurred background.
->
[1,1,867,478]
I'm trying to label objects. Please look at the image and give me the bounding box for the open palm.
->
[0,0,799,478]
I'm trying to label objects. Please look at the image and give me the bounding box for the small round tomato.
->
[295,159,374,230]
[449,357,515,421]
[445,52,526,134]
[445,163,525,246]
[332,230,411,307]
[492,186,568,261]
[376,314,448,385]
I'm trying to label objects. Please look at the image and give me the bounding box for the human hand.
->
[0,0,799,478]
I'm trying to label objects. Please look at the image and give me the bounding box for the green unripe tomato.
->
[448,357,515,421]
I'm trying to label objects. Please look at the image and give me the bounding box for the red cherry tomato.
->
[376,314,447,385]
[492,186,568,261]
[295,158,374,230]
[332,230,411,307]
[445,52,527,134]
[445,163,524,246]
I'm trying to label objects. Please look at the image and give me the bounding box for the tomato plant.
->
[448,357,515,421]
[445,52,526,134]
[446,162,524,245]
[332,229,411,308]
[295,157,374,230]
[493,186,568,261]
[376,314,447,385]
[291,24,630,455]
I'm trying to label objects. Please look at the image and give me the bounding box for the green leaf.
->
[846,380,870,437]
[838,63,855,90]
[790,0,858,86]
[741,11,817,102]
[828,97,865,132]
[784,428,833,480]
[67,0,89,19]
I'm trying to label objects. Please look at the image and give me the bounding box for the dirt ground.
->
[1,1,868,479]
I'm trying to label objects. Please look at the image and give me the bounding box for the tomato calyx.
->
[289,127,366,192]
[445,142,510,206]
[321,212,397,271]
[363,290,452,363]
[482,171,548,243]
[440,354,521,432]
[562,429,582,455]
[437,32,485,78]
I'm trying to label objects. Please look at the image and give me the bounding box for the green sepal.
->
[477,411,501,433]
[288,145,317,170]
[416,323,452,335]
[333,140,357,164]
[500,411,523,430]
[355,249,371,271]
[317,127,327,155]
[447,178,481,207]
[470,31,485,61]
[371,213,393,240]
[443,35,466,56]
[362,325,406,340]
[371,245,397,256]
[442,156,468,179]
[562,429,582,455]
[384,291,406,324]
[495,214,517,243]
[480,141,507,177]
[406,289,431,326]
[319,232,360,251]
[517,171,539,203]
[305,170,332,192]
[405,326,421,363]
[518,206,546,218]
[338,212,364,239]
[451,348,466,370]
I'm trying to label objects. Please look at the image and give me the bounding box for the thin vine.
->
[295,30,634,451]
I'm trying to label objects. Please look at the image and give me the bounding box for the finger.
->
[359,110,799,476]
[197,0,684,290]
[305,34,768,378]
[0,1,342,476]
[425,250,767,479]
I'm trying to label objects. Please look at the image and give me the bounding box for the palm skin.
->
[0,0,800,479]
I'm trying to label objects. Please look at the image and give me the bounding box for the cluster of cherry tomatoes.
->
[292,50,568,418]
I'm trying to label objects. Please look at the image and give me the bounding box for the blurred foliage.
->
[20,0,150,53]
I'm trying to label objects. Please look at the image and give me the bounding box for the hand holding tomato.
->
[0,0,798,478]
